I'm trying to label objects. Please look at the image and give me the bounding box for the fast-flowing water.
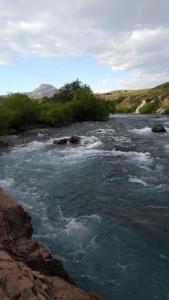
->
[1,114,169,300]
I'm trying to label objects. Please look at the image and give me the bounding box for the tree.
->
[50,79,90,103]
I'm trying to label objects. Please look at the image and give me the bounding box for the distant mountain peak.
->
[38,83,55,88]
[29,84,57,99]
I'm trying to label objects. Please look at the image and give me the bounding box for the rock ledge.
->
[0,188,102,300]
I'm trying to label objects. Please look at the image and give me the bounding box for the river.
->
[1,114,169,300]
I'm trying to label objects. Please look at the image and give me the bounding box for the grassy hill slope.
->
[97,89,148,101]
[98,82,169,114]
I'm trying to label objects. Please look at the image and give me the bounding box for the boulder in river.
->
[69,136,81,144]
[151,124,166,133]
[53,138,68,145]
[53,136,81,145]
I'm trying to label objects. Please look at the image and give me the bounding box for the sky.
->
[0,0,169,94]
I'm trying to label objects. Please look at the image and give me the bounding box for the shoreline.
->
[0,188,102,300]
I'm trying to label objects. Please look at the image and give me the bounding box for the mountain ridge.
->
[28,83,57,99]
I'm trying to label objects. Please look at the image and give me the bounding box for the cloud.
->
[97,27,169,72]
[115,71,169,90]
[0,0,169,87]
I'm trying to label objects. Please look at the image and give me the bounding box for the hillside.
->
[98,82,169,114]
[97,89,148,101]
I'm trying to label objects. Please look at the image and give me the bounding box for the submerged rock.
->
[0,140,9,148]
[114,144,136,152]
[151,124,166,133]
[0,188,102,300]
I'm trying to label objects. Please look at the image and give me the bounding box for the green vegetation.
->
[0,80,110,135]
[50,79,85,103]
[97,82,169,114]
[2,81,169,135]
[139,101,157,114]
[0,93,40,133]
[115,106,133,113]
[104,100,116,114]
[97,89,148,102]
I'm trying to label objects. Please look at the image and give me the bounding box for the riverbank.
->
[0,188,102,300]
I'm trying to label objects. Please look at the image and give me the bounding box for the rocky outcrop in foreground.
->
[0,188,102,300]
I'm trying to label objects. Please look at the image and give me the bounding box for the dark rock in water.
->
[69,136,81,144]
[151,124,166,133]
[53,136,81,145]
[53,138,68,145]
[0,140,9,148]
[0,188,102,300]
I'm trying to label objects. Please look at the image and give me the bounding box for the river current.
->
[1,114,169,300]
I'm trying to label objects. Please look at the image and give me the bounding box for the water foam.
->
[112,136,131,143]
[90,128,115,136]
[111,149,153,164]
[129,177,148,186]
[164,145,169,152]
[80,136,102,149]
[64,218,88,236]
[0,178,15,188]
[13,140,49,153]
[37,212,101,256]
[53,213,102,250]
[62,214,101,235]
[160,254,169,262]
[9,136,104,167]
[12,135,153,167]
[130,127,151,135]
[49,136,105,164]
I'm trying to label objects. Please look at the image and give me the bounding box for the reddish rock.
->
[0,188,102,300]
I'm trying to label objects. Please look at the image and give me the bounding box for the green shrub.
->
[105,101,116,113]
[70,97,109,122]
[115,106,133,113]
[50,79,91,103]
[0,109,18,132]
[0,93,40,131]
[0,81,110,135]
[39,103,73,126]
[139,101,156,114]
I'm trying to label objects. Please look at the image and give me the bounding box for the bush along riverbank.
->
[0,80,113,136]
